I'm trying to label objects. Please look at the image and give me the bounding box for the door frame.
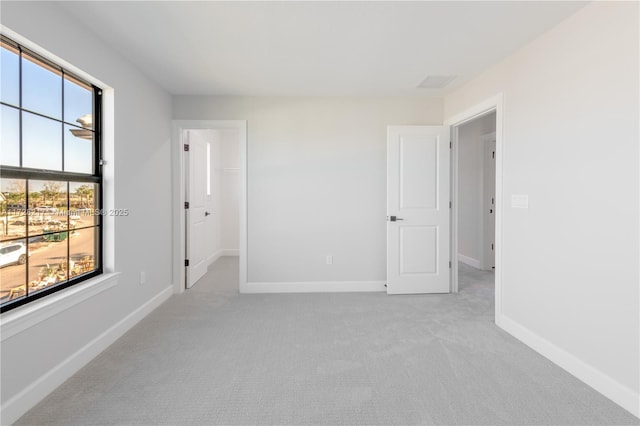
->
[171,120,248,294]
[445,94,503,320]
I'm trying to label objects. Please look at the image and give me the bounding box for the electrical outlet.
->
[140,271,146,285]
[326,255,333,265]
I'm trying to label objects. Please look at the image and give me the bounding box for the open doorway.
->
[455,112,496,292]
[447,94,503,311]
[172,120,247,294]
[183,128,242,288]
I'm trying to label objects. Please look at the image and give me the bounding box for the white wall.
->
[173,97,443,286]
[0,2,173,423]
[220,129,241,253]
[445,2,639,416]
[457,113,495,267]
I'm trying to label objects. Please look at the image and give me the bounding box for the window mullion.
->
[61,70,65,172]
[18,45,23,167]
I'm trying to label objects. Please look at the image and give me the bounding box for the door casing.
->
[446,94,503,322]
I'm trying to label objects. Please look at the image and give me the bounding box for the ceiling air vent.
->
[417,75,457,89]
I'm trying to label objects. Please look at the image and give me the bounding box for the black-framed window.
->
[0,35,102,312]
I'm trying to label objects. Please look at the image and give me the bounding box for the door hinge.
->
[184,201,189,209]
[449,261,452,268]
[184,259,189,267]
[450,141,452,149]
[184,144,189,151]
[492,151,495,159]
[449,201,452,208]
[491,244,494,251]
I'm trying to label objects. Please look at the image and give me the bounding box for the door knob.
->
[205,211,211,216]
[387,216,404,222]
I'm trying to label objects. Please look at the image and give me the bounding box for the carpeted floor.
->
[15,258,638,425]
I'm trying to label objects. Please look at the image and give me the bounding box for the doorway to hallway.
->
[172,120,248,294]
[183,128,242,288]
[456,112,496,273]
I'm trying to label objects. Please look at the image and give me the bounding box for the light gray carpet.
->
[15,258,638,425]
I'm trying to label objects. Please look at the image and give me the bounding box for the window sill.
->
[1,272,120,341]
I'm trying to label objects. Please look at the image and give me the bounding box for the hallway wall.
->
[445,1,639,416]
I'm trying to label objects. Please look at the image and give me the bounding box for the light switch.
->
[511,194,529,209]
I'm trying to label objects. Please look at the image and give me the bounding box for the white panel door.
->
[186,132,209,288]
[387,126,450,294]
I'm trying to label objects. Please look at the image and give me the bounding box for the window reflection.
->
[69,183,98,227]
[65,124,93,174]
[0,238,27,303]
[22,112,62,171]
[28,233,70,295]
[1,179,27,242]
[1,105,20,167]
[70,227,98,277]
[27,180,67,236]
[0,178,100,307]
[22,53,62,119]
[1,41,19,106]
[64,75,93,129]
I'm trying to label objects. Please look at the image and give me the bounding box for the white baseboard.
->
[496,313,639,418]
[207,250,223,266]
[207,249,239,267]
[458,254,482,269]
[0,286,173,425]
[240,280,386,293]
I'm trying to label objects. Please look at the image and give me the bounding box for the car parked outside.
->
[0,242,29,267]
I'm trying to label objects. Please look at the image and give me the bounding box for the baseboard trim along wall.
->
[457,254,482,269]
[0,286,174,425]
[496,314,640,418]
[207,250,240,267]
[241,281,386,293]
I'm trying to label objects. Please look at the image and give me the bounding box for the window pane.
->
[1,42,19,106]
[0,238,28,305]
[1,179,27,242]
[70,226,98,277]
[28,234,69,295]
[23,112,62,171]
[64,75,93,129]
[64,124,93,174]
[1,105,20,167]
[27,180,67,237]
[22,53,62,119]
[69,183,98,227]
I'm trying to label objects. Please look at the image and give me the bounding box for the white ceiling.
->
[57,1,587,97]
